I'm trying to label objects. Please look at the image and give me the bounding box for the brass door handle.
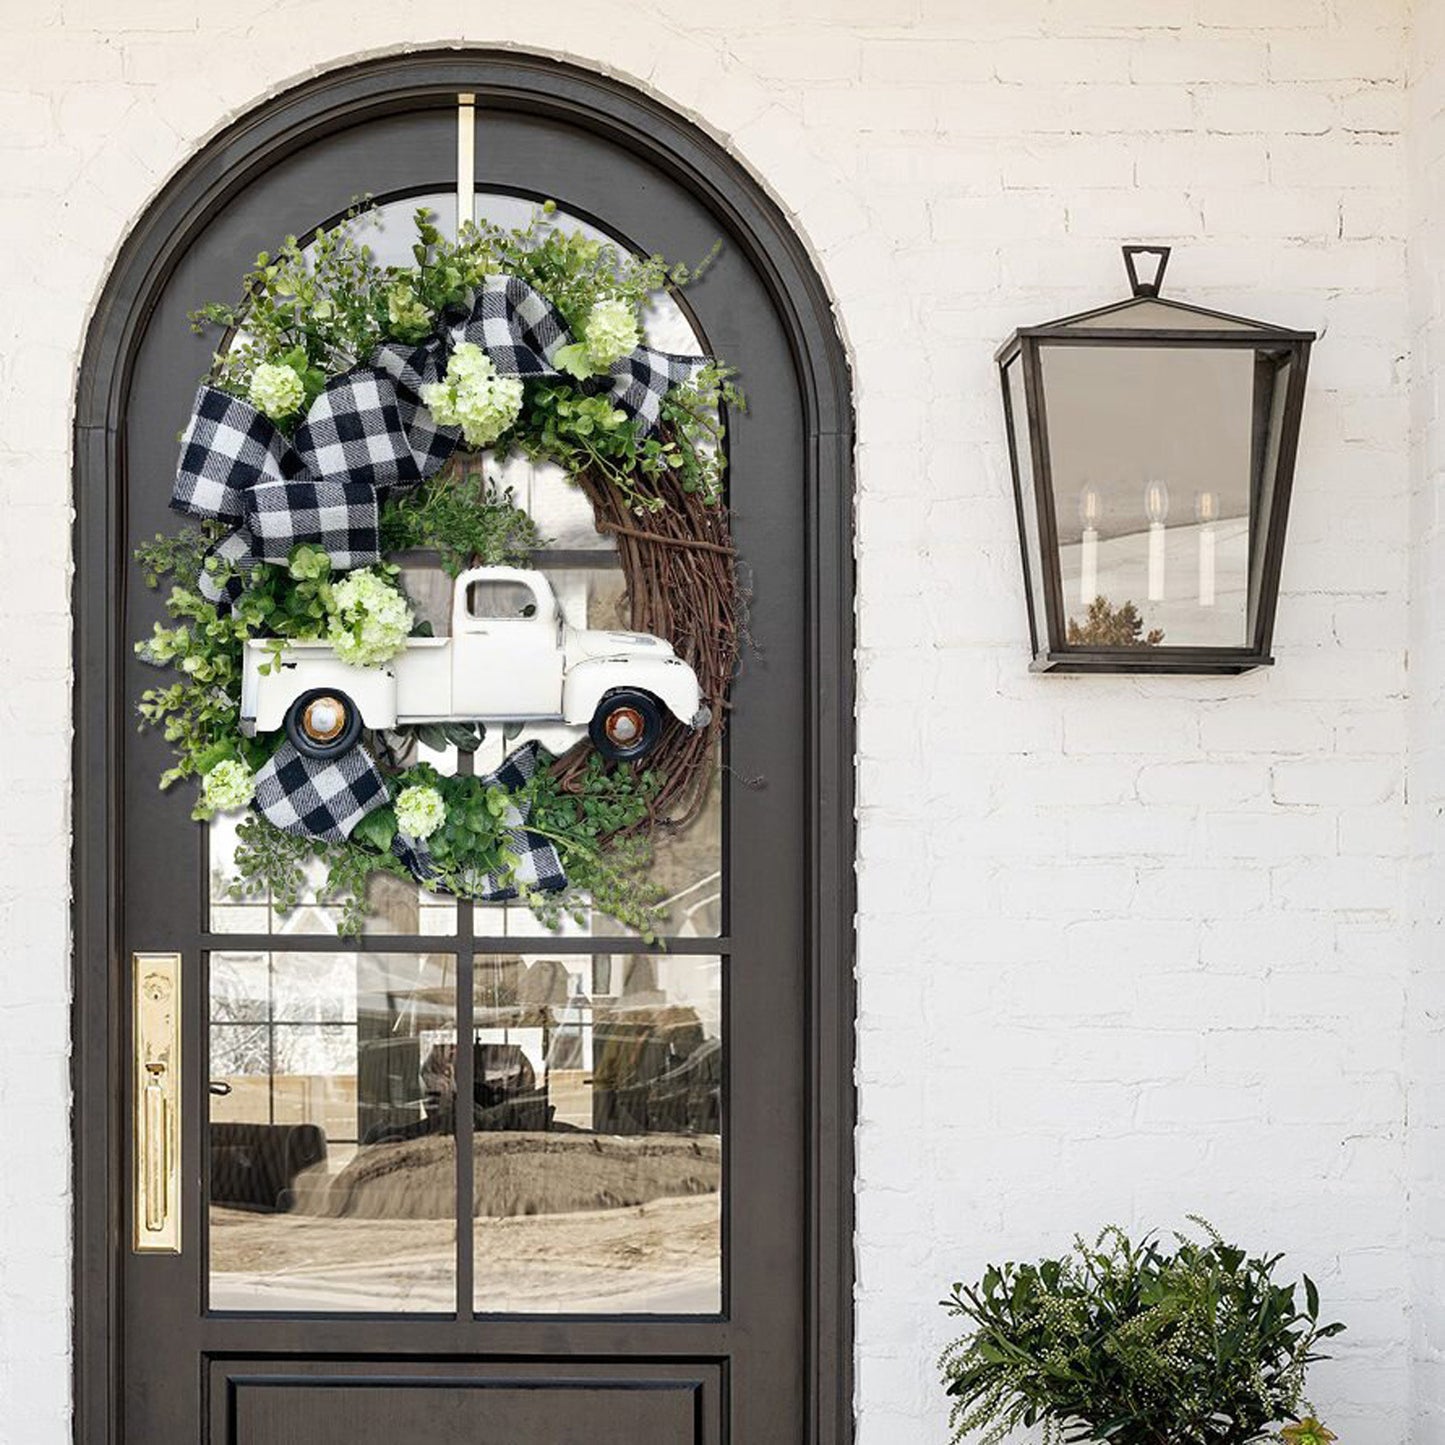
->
[133,953,181,1254]
[143,1064,169,1232]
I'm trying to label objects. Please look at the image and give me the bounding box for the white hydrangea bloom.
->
[326,568,414,668]
[394,784,447,841]
[248,361,306,419]
[202,759,255,813]
[421,342,524,448]
[583,298,641,368]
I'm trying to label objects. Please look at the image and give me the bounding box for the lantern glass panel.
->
[1040,343,1259,651]
[1005,354,1050,651]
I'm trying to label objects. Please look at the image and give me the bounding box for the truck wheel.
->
[285,688,362,760]
[589,690,664,763]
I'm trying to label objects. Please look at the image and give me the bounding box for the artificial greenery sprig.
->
[939,1218,1343,1445]
[378,467,542,575]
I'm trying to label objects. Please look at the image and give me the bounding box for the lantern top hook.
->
[1122,245,1171,298]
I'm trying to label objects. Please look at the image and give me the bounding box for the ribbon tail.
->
[608,348,708,435]
[390,742,567,900]
[253,741,388,843]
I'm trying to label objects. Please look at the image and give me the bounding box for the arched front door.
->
[73,52,854,1445]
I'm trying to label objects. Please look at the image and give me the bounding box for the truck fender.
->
[562,656,702,728]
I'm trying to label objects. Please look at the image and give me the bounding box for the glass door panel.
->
[208,950,458,1312]
[471,952,723,1314]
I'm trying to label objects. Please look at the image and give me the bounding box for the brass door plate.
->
[132,952,181,1254]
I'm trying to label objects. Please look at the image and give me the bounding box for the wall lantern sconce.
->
[997,247,1314,675]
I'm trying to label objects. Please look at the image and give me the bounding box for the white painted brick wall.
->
[1408,0,1445,1437]
[0,1,1435,1441]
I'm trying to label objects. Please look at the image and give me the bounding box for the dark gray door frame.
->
[73,49,855,1444]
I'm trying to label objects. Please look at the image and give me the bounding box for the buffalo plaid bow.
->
[172,274,706,606]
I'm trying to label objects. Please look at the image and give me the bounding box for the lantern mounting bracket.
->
[1122,244,1171,298]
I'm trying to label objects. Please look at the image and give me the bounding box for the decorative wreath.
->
[135,204,742,938]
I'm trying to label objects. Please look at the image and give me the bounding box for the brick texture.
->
[0,1,1434,1441]
[1408,0,1445,1439]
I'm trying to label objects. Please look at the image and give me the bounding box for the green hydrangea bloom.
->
[421,342,524,448]
[394,784,446,841]
[325,568,414,668]
[201,758,255,813]
[583,298,640,368]
[248,361,306,420]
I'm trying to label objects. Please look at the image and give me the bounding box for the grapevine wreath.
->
[135,205,743,939]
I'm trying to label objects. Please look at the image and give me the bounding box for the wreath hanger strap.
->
[456,92,475,235]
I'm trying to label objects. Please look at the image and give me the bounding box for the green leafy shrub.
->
[940,1219,1343,1445]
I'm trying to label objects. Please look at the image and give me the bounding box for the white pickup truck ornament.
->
[240,566,709,764]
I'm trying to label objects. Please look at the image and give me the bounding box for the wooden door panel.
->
[213,1360,720,1445]
[232,1382,701,1444]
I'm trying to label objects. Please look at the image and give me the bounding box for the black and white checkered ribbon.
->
[251,736,566,895]
[391,742,567,901]
[253,740,389,843]
[171,275,706,606]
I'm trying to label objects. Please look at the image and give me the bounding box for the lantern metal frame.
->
[997,247,1315,675]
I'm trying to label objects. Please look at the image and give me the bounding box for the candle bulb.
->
[1196,490,1218,608]
[1079,484,1100,606]
[1145,480,1169,603]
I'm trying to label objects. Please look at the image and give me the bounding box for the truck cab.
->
[450,569,565,719]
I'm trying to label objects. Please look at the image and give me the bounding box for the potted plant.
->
[940,1218,1343,1444]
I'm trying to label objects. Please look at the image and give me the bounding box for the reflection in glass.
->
[1042,345,1256,649]
[208,951,457,1312]
[472,953,722,1314]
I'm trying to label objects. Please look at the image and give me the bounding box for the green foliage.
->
[1067,596,1165,647]
[524,758,667,940]
[193,203,386,413]
[939,1219,1344,1445]
[135,528,216,590]
[189,203,740,513]
[528,754,658,842]
[378,468,543,574]
[226,812,412,939]
[227,813,314,914]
